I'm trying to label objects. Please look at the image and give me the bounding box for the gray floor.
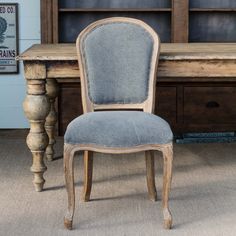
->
[1,133,236,236]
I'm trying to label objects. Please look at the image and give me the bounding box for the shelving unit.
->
[40,0,236,135]
[57,1,174,43]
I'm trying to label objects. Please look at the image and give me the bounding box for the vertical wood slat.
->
[171,0,189,43]
[41,0,58,43]
[40,0,48,43]
[52,0,59,43]
[41,0,52,43]
[47,0,53,43]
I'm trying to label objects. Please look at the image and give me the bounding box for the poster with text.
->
[0,4,18,73]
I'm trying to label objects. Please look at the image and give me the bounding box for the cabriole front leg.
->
[23,62,50,192]
[45,79,59,161]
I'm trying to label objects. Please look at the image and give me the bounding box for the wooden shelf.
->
[190,8,236,12]
[59,8,172,13]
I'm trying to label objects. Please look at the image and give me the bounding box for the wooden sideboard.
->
[19,43,236,136]
[53,43,236,135]
[40,0,236,135]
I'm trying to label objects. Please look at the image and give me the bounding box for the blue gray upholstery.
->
[65,19,173,148]
[80,22,154,104]
[65,111,173,147]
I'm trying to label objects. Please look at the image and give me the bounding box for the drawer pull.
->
[206,101,220,108]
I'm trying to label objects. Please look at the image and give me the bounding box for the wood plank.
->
[189,0,236,9]
[47,61,79,78]
[58,0,171,9]
[52,0,59,43]
[171,0,189,43]
[47,60,236,79]
[190,8,236,12]
[158,60,236,77]
[59,8,172,12]
[18,43,236,61]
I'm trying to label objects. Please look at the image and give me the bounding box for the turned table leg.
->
[23,62,50,192]
[45,79,59,161]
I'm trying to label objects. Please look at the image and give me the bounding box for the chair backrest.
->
[76,17,160,113]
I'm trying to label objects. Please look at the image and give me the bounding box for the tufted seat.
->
[65,111,173,147]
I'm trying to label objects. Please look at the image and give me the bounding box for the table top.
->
[17,43,236,61]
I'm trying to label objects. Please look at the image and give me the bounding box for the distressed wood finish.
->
[45,79,59,161]
[23,61,50,192]
[40,0,53,44]
[18,43,236,78]
[61,17,173,230]
[18,41,236,191]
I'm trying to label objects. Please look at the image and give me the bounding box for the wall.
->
[0,0,40,128]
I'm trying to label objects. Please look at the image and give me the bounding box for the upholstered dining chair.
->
[64,17,173,230]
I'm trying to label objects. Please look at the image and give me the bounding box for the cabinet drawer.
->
[184,87,236,124]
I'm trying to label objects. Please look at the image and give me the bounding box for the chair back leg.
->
[145,151,157,201]
[82,151,93,202]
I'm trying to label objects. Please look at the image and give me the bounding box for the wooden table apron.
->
[18,43,236,191]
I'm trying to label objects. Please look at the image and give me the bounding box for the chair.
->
[64,17,173,230]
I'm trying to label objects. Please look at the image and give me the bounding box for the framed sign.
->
[0,3,18,74]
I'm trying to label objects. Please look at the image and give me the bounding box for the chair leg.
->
[82,151,93,202]
[64,144,75,230]
[162,144,173,229]
[145,151,157,201]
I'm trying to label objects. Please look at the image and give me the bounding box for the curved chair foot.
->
[64,217,73,230]
[163,208,172,229]
[82,195,90,202]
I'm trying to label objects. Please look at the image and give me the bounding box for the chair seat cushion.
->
[65,111,173,147]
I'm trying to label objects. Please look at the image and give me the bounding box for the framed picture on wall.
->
[0,3,18,74]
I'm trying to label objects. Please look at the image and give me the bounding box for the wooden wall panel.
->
[189,13,236,42]
[189,0,236,8]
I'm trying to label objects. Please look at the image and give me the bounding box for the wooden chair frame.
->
[64,17,173,230]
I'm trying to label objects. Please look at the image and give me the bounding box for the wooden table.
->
[17,43,236,191]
